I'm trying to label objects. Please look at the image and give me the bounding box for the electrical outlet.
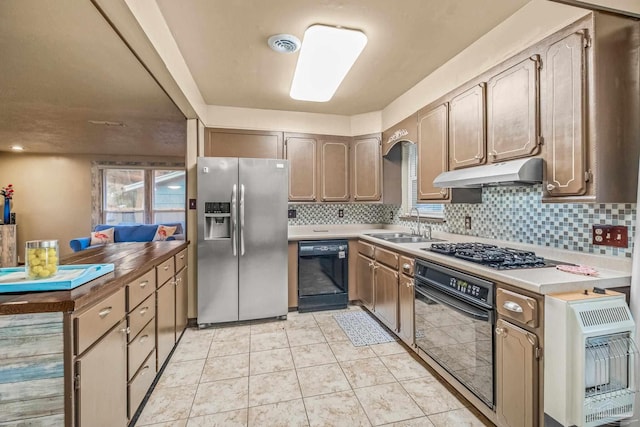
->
[189,198,197,210]
[464,216,472,230]
[338,209,344,218]
[288,209,296,219]
[390,211,394,221]
[592,225,628,247]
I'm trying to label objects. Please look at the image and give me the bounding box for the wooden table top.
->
[0,241,188,315]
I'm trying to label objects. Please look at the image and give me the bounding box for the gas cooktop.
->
[424,242,564,270]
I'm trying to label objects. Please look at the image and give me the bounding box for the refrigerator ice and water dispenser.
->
[204,202,231,239]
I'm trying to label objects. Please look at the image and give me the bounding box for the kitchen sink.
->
[385,236,444,243]
[366,232,413,239]
[365,233,443,243]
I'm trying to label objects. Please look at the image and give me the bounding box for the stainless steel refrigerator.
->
[197,157,288,325]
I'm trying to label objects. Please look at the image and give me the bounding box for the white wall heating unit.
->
[545,290,638,427]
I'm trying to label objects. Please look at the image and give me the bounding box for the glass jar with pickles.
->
[25,240,59,279]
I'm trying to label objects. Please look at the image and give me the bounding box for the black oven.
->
[298,240,348,313]
[414,259,495,409]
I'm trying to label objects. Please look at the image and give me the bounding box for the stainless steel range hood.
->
[433,158,542,188]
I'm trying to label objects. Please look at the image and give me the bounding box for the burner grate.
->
[427,242,555,270]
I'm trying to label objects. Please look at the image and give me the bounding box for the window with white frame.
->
[102,167,186,226]
[403,143,444,218]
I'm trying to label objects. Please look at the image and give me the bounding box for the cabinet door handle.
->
[546,183,556,191]
[139,280,149,288]
[139,334,149,344]
[495,327,506,336]
[179,254,185,260]
[121,326,130,335]
[163,265,170,271]
[474,154,483,160]
[402,263,411,271]
[140,365,150,376]
[503,301,523,313]
[440,189,447,195]
[368,261,375,268]
[98,307,112,318]
[139,306,149,316]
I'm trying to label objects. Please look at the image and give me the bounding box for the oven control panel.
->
[448,278,488,301]
[415,261,493,305]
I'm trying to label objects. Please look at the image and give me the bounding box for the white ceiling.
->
[2,1,637,157]
[155,0,531,115]
[0,0,186,156]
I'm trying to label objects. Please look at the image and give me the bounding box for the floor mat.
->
[333,311,396,346]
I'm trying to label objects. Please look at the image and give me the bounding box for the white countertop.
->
[288,224,633,295]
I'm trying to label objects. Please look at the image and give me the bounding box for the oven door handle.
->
[415,285,491,323]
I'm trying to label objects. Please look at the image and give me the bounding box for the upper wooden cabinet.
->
[449,84,486,170]
[205,128,284,159]
[542,32,588,198]
[417,103,449,201]
[351,135,381,202]
[285,134,317,202]
[319,137,350,202]
[381,113,418,155]
[487,56,541,163]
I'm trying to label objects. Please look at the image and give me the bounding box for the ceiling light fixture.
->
[10,145,24,151]
[290,25,367,103]
[167,185,182,190]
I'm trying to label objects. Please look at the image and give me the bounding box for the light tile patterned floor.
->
[135,306,493,427]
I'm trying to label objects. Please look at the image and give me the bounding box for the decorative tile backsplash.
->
[289,185,637,258]
[288,203,397,226]
[438,185,636,258]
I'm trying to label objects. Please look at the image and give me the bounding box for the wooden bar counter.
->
[0,241,189,426]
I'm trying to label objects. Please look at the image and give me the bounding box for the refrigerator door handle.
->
[231,184,237,257]
[240,184,246,256]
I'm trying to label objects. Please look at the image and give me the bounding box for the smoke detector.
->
[268,34,301,54]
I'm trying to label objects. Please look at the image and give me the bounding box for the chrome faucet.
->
[409,207,421,236]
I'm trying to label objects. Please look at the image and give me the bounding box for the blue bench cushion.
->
[70,223,184,252]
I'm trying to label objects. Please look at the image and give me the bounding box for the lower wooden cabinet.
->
[356,253,375,310]
[374,263,398,331]
[495,319,538,427]
[175,266,188,339]
[128,350,156,419]
[156,280,175,369]
[75,319,128,427]
[398,274,414,346]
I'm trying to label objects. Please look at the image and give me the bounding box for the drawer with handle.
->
[128,293,155,342]
[375,246,399,269]
[127,269,156,310]
[400,256,415,277]
[496,288,539,328]
[156,257,175,288]
[128,319,155,379]
[75,287,126,355]
[175,248,188,272]
[128,350,156,418]
[358,241,375,258]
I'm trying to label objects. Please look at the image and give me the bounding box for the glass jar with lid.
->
[25,240,59,280]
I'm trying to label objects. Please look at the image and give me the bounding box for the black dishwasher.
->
[298,240,348,312]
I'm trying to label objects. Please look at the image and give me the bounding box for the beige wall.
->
[0,152,183,261]
[0,153,92,261]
